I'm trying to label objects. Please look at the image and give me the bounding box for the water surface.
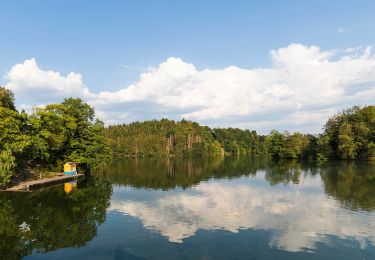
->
[1,157,374,259]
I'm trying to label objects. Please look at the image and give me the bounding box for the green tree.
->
[322,105,375,160]
[60,98,111,170]
[316,134,332,161]
[266,130,284,159]
[0,86,16,111]
[29,104,76,164]
[337,121,356,159]
[0,107,31,154]
[66,119,112,168]
[0,149,16,188]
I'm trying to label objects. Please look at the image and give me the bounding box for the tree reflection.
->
[264,160,303,185]
[0,177,112,259]
[94,156,325,189]
[94,157,375,213]
[93,156,270,190]
[320,162,375,211]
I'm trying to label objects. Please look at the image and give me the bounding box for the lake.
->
[1,157,374,259]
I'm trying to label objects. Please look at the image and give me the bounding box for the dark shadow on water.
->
[0,176,112,259]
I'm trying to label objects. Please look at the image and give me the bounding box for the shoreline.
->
[3,173,84,192]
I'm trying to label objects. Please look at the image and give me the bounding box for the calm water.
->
[1,157,375,259]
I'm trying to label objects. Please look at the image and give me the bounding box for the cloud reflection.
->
[109,175,375,252]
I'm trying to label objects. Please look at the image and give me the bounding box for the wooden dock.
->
[5,174,84,192]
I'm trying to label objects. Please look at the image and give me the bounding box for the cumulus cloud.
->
[5,58,93,103]
[4,44,375,133]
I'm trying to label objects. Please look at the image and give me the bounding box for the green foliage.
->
[27,98,112,171]
[0,107,31,154]
[29,104,76,162]
[214,128,266,155]
[0,149,16,188]
[0,88,111,186]
[0,83,373,187]
[106,105,374,161]
[66,119,112,168]
[323,105,375,160]
[265,130,284,159]
[316,134,332,161]
[338,121,356,159]
[262,105,375,161]
[0,86,16,111]
[210,140,223,156]
[107,120,267,157]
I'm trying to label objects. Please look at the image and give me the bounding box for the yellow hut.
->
[64,162,77,175]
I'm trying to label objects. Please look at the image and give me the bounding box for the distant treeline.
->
[106,119,267,157]
[107,105,375,161]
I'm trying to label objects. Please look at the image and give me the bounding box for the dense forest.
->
[0,87,111,188]
[106,119,268,157]
[1,84,374,188]
[107,105,374,161]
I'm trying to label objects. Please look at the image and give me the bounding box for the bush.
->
[0,149,15,188]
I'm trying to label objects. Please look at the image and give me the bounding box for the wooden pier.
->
[5,174,84,192]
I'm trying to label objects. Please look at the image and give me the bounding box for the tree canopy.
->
[319,105,375,160]
[0,86,16,111]
[106,119,267,157]
[0,87,111,188]
[106,105,374,162]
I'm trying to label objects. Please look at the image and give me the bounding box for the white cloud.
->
[4,44,375,133]
[109,177,375,251]
[271,43,332,66]
[5,58,93,103]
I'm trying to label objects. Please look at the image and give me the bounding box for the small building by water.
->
[64,162,77,175]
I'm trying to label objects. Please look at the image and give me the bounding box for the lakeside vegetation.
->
[1,85,374,189]
[107,105,374,161]
[0,87,111,188]
[106,119,268,157]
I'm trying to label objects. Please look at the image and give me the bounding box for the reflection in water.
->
[95,156,267,190]
[1,157,374,259]
[96,157,375,212]
[0,177,112,259]
[320,162,375,212]
[110,177,375,252]
[64,180,78,194]
[97,157,375,253]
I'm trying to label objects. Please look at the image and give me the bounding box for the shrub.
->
[0,149,15,188]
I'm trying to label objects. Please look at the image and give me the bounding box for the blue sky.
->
[1,1,375,133]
